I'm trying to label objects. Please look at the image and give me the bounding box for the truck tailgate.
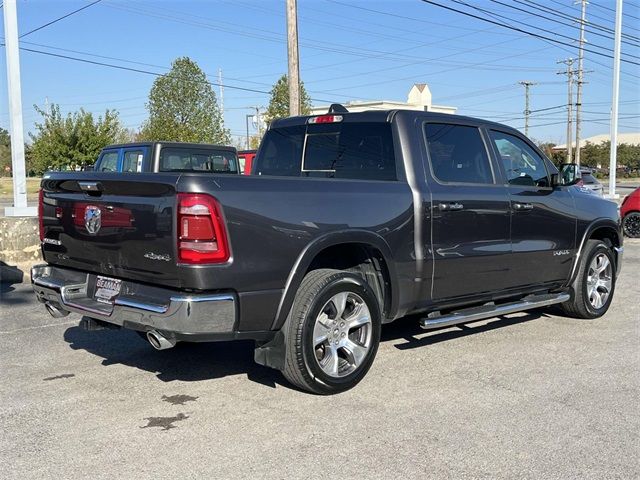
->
[40,173,182,287]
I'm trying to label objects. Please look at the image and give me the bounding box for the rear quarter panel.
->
[177,174,415,330]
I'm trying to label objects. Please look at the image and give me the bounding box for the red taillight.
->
[177,193,229,264]
[38,189,44,241]
[307,114,343,124]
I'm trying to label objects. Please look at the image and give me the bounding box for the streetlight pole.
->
[245,114,252,150]
[607,0,623,199]
[3,0,35,216]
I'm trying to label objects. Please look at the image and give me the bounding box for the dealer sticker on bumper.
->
[94,275,122,304]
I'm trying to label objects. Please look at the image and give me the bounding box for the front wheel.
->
[623,212,640,238]
[282,269,381,394]
[561,239,616,319]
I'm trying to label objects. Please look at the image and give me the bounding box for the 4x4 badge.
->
[84,205,101,234]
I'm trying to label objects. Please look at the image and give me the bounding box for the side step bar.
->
[420,292,570,330]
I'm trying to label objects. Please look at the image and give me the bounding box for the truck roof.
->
[271,109,518,134]
[102,141,237,152]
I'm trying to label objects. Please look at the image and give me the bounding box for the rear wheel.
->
[623,212,640,238]
[282,269,381,394]
[561,240,616,319]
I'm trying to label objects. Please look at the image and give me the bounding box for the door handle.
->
[439,202,464,211]
[513,202,533,211]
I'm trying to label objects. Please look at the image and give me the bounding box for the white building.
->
[311,84,457,115]
[552,132,640,151]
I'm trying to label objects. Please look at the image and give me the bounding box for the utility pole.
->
[608,0,623,199]
[574,0,588,166]
[558,58,575,163]
[3,0,34,216]
[218,68,225,123]
[519,81,536,137]
[285,0,301,116]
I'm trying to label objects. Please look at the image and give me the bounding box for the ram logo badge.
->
[84,205,101,235]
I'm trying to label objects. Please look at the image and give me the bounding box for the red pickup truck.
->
[238,150,256,175]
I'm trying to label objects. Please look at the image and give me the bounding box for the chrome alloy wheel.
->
[312,292,372,378]
[586,253,613,309]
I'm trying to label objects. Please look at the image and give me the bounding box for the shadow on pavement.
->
[63,326,286,389]
[63,308,551,390]
[381,309,549,350]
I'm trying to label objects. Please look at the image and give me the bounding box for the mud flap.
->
[254,330,286,371]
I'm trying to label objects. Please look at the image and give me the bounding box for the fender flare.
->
[270,229,399,330]
[565,218,622,287]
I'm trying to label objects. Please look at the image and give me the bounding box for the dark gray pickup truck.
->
[32,109,623,394]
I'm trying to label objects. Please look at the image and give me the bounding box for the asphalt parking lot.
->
[1,240,639,479]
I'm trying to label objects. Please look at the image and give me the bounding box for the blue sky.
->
[1,0,639,147]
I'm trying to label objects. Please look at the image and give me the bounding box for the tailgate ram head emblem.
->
[84,205,102,234]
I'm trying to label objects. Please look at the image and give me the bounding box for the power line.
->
[419,0,640,66]
[20,0,103,38]
[520,0,640,42]
[450,0,640,61]
[0,42,335,104]
[591,0,640,22]
[493,0,640,48]
[546,0,640,33]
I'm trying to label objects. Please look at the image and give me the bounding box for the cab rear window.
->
[159,148,238,174]
[255,122,397,181]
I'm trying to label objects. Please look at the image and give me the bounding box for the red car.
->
[238,150,256,175]
[621,187,640,238]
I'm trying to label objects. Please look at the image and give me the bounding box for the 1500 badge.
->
[553,250,570,256]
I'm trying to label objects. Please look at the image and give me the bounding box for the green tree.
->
[0,127,11,177]
[264,74,312,124]
[139,57,229,144]
[536,142,565,166]
[29,105,127,174]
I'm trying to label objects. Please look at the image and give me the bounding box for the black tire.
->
[622,212,640,238]
[560,239,616,319]
[282,268,382,395]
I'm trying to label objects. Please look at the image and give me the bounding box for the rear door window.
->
[96,150,119,172]
[159,148,238,173]
[122,149,145,173]
[424,123,494,184]
[255,122,397,181]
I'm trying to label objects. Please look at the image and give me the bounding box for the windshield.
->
[159,147,239,174]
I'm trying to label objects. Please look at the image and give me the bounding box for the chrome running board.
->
[420,293,570,330]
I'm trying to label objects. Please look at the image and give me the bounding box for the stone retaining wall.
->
[0,216,41,263]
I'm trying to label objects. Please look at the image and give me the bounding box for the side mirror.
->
[558,163,581,186]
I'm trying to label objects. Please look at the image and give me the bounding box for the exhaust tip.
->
[45,301,70,318]
[146,330,176,350]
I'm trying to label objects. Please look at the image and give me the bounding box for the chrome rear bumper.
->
[31,264,237,335]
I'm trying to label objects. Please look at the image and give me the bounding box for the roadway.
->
[1,240,638,479]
